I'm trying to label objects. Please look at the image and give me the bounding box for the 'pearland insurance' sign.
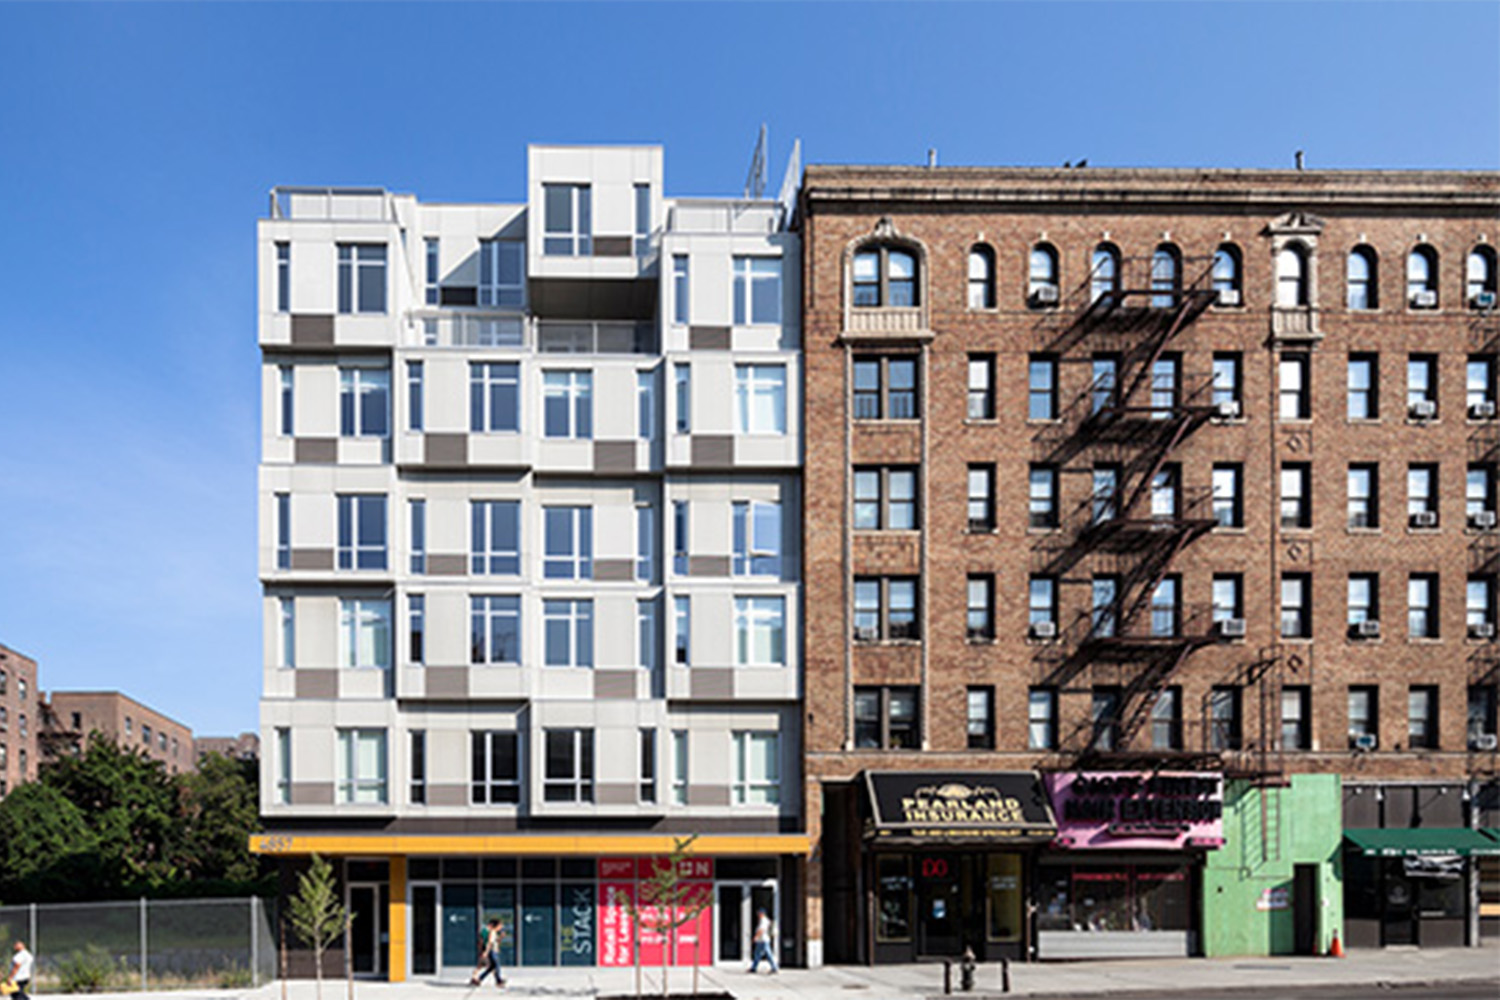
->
[1046,772,1224,850]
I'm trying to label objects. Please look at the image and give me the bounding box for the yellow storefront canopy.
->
[249,832,811,857]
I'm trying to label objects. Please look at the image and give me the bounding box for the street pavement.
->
[52,945,1500,1000]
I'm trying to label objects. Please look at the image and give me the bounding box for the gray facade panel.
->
[294,438,338,464]
[688,555,731,578]
[290,548,335,571]
[690,669,735,699]
[691,435,735,467]
[290,314,335,346]
[291,782,335,806]
[593,441,637,474]
[595,784,639,806]
[294,670,338,700]
[426,667,469,699]
[592,559,636,582]
[689,784,732,807]
[427,785,470,807]
[426,554,468,576]
[689,326,732,351]
[424,434,468,466]
[593,670,639,699]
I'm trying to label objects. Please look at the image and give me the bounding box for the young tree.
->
[635,836,711,999]
[285,854,347,1000]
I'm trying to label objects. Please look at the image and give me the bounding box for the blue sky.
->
[0,2,1495,736]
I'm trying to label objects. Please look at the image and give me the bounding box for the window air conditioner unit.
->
[1474,733,1499,751]
[1030,621,1057,639]
[1356,619,1382,638]
[1471,401,1497,419]
[853,626,878,642]
[1217,288,1241,307]
[1216,618,1247,638]
[1215,400,1241,419]
[1469,622,1495,640]
[1473,291,1497,310]
[1410,511,1438,528]
[1353,733,1378,752]
[1032,285,1060,305]
[1409,400,1437,420]
[1470,510,1497,530]
[1411,290,1438,308]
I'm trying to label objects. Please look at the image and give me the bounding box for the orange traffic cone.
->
[1328,930,1344,958]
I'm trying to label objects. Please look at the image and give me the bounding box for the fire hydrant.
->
[960,947,977,992]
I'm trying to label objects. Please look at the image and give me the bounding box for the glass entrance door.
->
[917,855,962,956]
[410,884,438,977]
[442,884,479,971]
[347,884,384,977]
[714,881,777,964]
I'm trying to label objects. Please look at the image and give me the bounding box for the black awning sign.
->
[865,771,1057,841]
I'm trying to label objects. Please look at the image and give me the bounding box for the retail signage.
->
[864,771,1057,841]
[1046,772,1224,850]
[596,857,714,967]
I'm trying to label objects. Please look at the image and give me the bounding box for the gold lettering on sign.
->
[898,783,1024,825]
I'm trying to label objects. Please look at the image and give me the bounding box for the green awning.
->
[1345,827,1500,858]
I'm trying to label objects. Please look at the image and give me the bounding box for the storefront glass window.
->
[1413,863,1466,918]
[1072,868,1132,931]
[1037,864,1191,933]
[1133,868,1190,932]
[876,855,914,942]
[985,854,1023,942]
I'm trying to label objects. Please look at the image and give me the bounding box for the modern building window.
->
[968,354,995,419]
[1469,464,1496,527]
[543,370,593,439]
[1281,463,1311,529]
[471,731,520,805]
[336,494,387,570]
[1347,246,1378,310]
[637,370,655,440]
[1281,573,1311,638]
[278,365,294,435]
[1468,247,1498,307]
[672,255,689,324]
[1029,465,1058,529]
[854,687,920,750]
[1091,354,1118,415]
[1276,243,1310,306]
[1407,686,1438,749]
[1468,356,1497,417]
[674,363,691,433]
[637,598,659,673]
[1092,464,1120,525]
[853,578,918,642]
[1210,686,1242,751]
[1091,244,1120,303]
[674,596,690,666]
[968,464,995,531]
[479,240,524,308]
[423,237,440,305]
[1281,686,1311,750]
[336,729,387,804]
[967,575,994,641]
[1279,354,1310,420]
[1407,245,1439,307]
[735,364,787,434]
[853,245,918,307]
[1091,575,1119,638]
[404,360,424,433]
[734,596,786,665]
[1152,687,1182,750]
[470,362,520,433]
[405,593,424,665]
[543,599,593,667]
[636,505,656,582]
[638,728,657,803]
[1348,687,1378,747]
[1213,244,1242,304]
[634,183,650,255]
[471,500,520,575]
[1151,464,1180,520]
[1150,355,1180,417]
[852,356,918,420]
[1468,575,1495,637]
[543,506,592,580]
[1151,576,1180,637]
[543,183,591,257]
[1348,573,1379,633]
[671,730,688,805]
[734,256,782,325]
[1347,354,1378,420]
[543,728,594,803]
[340,598,391,669]
[470,595,521,666]
[1469,685,1498,748]
[1028,355,1057,420]
[968,246,996,309]
[1407,355,1437,418]
[1150,244,1181,308]
[278,596,296,668]
[855,467,918,531]
[1091,687,1122,751]
[275,728,291,805]
[1348,464,1378,529]
[672,500,689,576]
[1408,464,1438,526]
[275,241,291,311]
[732,731,780,804]
[1213,464,1243,528]
[340,367,390,437]
[1028,688,1058,750]
[1212,353,1242,414]
[408,498,426,574]
[337,244,386,314]
[1029,576,1057,635]
[1028,243,1060,306]
[1409,573,1437,639]
[275,492,291,570]
[967,687,996,750]
[733,501,782,576]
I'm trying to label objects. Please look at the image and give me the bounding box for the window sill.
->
[853,639,923,648]
[965,527,998,536]
[1025,418,1063,425]
[1211,417,1248,425]
[1408,637,1444,644]
[1406,527,1443,535]
[1279,636,1313,644]
[1346,527,1383,535]
[1404,419,1443,427]
[967,637,997,646]
[1346,418,1382,426]
[963,418,999,426]
[1027,526,1062,535]
[1213,526,1248,535]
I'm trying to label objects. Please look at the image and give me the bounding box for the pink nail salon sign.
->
[1045,772,1224,850]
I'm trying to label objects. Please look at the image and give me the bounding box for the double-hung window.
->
[471,595,521,666]
[337,495,387,570]
[1281,687,1311,750]
[1212,353,1242,415]
[1151,465,1180,520]
[855,467,917,530]
[1468,356,1497,418]
[1281,574,1311,639]
[1409,574,1437,638]
[1281,463,1311,529]
[1151,576,1180,637]
[336,729,387,804]
[479,240,524,307]
[1408,355,1438,419]
[968,354,995,419]
[1091,687,1121,751]
[543,728,594,802]
[470,362,520,433]
[856,578,918,642]
[471,500,520,575]
[1028,688,1058,750]
[340,367,390,437]
[1091,575,1118,638]
[1470,686,1499,749]
[968,465,995,531]
[340,598,391,669]
[1091,355,1118,415]
[544,371,593,439]
[1468,576,1495,637]
[543,506,592,579]
[733,257,782,325]
[1469,464,1496,527]
[1029,465,1058,529]
[853,687,920,749]
[1408,464,1438,526]
[853,246,917,307]
[967,687,996,749]
[337,244,386,314]
[1349,687,1378,747]
[543,599,594,667]
[732,731,780,804]
[1348,355,1378,420]
[543,184,591,257]
[967,576,994,641]
[1213,464,1242,528]
[735,597,786,665]
[735,364,787,434]
[1347,247,1377,310]
[1029,576,1057,635]
[1408,687,1438,749]
[1348,573,1378,632]
[1092,464,1120,525]
[471,731,520,805]
[1028,244,1060,305]
[1150,355,1179,418]
[1152,688,1183,750]
[1348,464,1378,529]
[968,247,996,308]
[1407,246,1438,308]
[1028,356,1057,420]
[1210,688,1242,750]
[1279,354,1310,420]
[732,501,782,576]
[852,356,917,420]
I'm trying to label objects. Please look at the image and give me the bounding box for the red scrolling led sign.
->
[1045,772,1224,850]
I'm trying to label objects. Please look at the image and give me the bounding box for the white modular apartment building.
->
[255,146,806,981]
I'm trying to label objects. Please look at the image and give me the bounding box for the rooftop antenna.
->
[927,148,938,168]
[744,123,767,199]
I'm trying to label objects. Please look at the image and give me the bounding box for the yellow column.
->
[388,855,407,982]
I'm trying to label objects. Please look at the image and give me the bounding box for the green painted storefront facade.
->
[1202,775,1344,956]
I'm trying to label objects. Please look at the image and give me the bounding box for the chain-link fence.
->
[0,897,275,992]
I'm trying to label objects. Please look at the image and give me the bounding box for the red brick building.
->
[797,165,1500,964]
[0,643,40,798]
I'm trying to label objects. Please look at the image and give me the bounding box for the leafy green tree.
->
[285,854,347,1000]
[178,752,262,883]
[0,782,103,901]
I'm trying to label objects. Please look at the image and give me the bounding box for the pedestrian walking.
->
[8,942,33,1000]
[747,908,777,974]
[468,918,506,989]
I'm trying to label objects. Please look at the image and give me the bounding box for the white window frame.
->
[470,595,521,666]
[637,504,656,581]
[336,494,388,571]
[479,240,524,308]
[638,597,659,672]
[339,598,392,669]
[542,728,594,803]
[674,596,691,666]
[409,498,426,574]
[274,727,291,804]
[408,593,424,665]
[733,256,782,325]
[543,506,593,580]
[637,370,655,440]
[278,596,295,668]
[470,362,521,433]
[278,365,294,436]
[471,730,521,805]
[471,499,521,575]
[672,500,689,575]
[276,242,291,312]
[1409,574,1436,639]
[671,730,688,805]
[543,599,594,668]
[734,596,786,666]
[543,370,593,440]
[732,731,781,805]
[337,243,387,314]
[1028,689,1057,750]
[336,728,388,804]
[735,364,787,435]
[275,492,291,569]
[340,367,390,438]
[674,363,691,433]
[543,184,591,257]
[732,500,782,577]
[407,360,424,432]
[424,237,439,306]
[673,255,689,325]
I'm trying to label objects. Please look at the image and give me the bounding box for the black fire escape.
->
[1469,304,1500,775]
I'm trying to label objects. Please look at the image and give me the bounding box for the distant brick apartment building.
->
[0,643,40,797]
[197,732,260,762]
[797,165,1500,964]
[41,691,195,775]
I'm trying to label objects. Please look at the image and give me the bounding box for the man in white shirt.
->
[9,941,33,1000]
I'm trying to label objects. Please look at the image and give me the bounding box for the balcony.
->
[1270,305,1321,342]
[402,316,660,354]
[269,186,393,222]
[842,306,930,341]
[408,312,528,349]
